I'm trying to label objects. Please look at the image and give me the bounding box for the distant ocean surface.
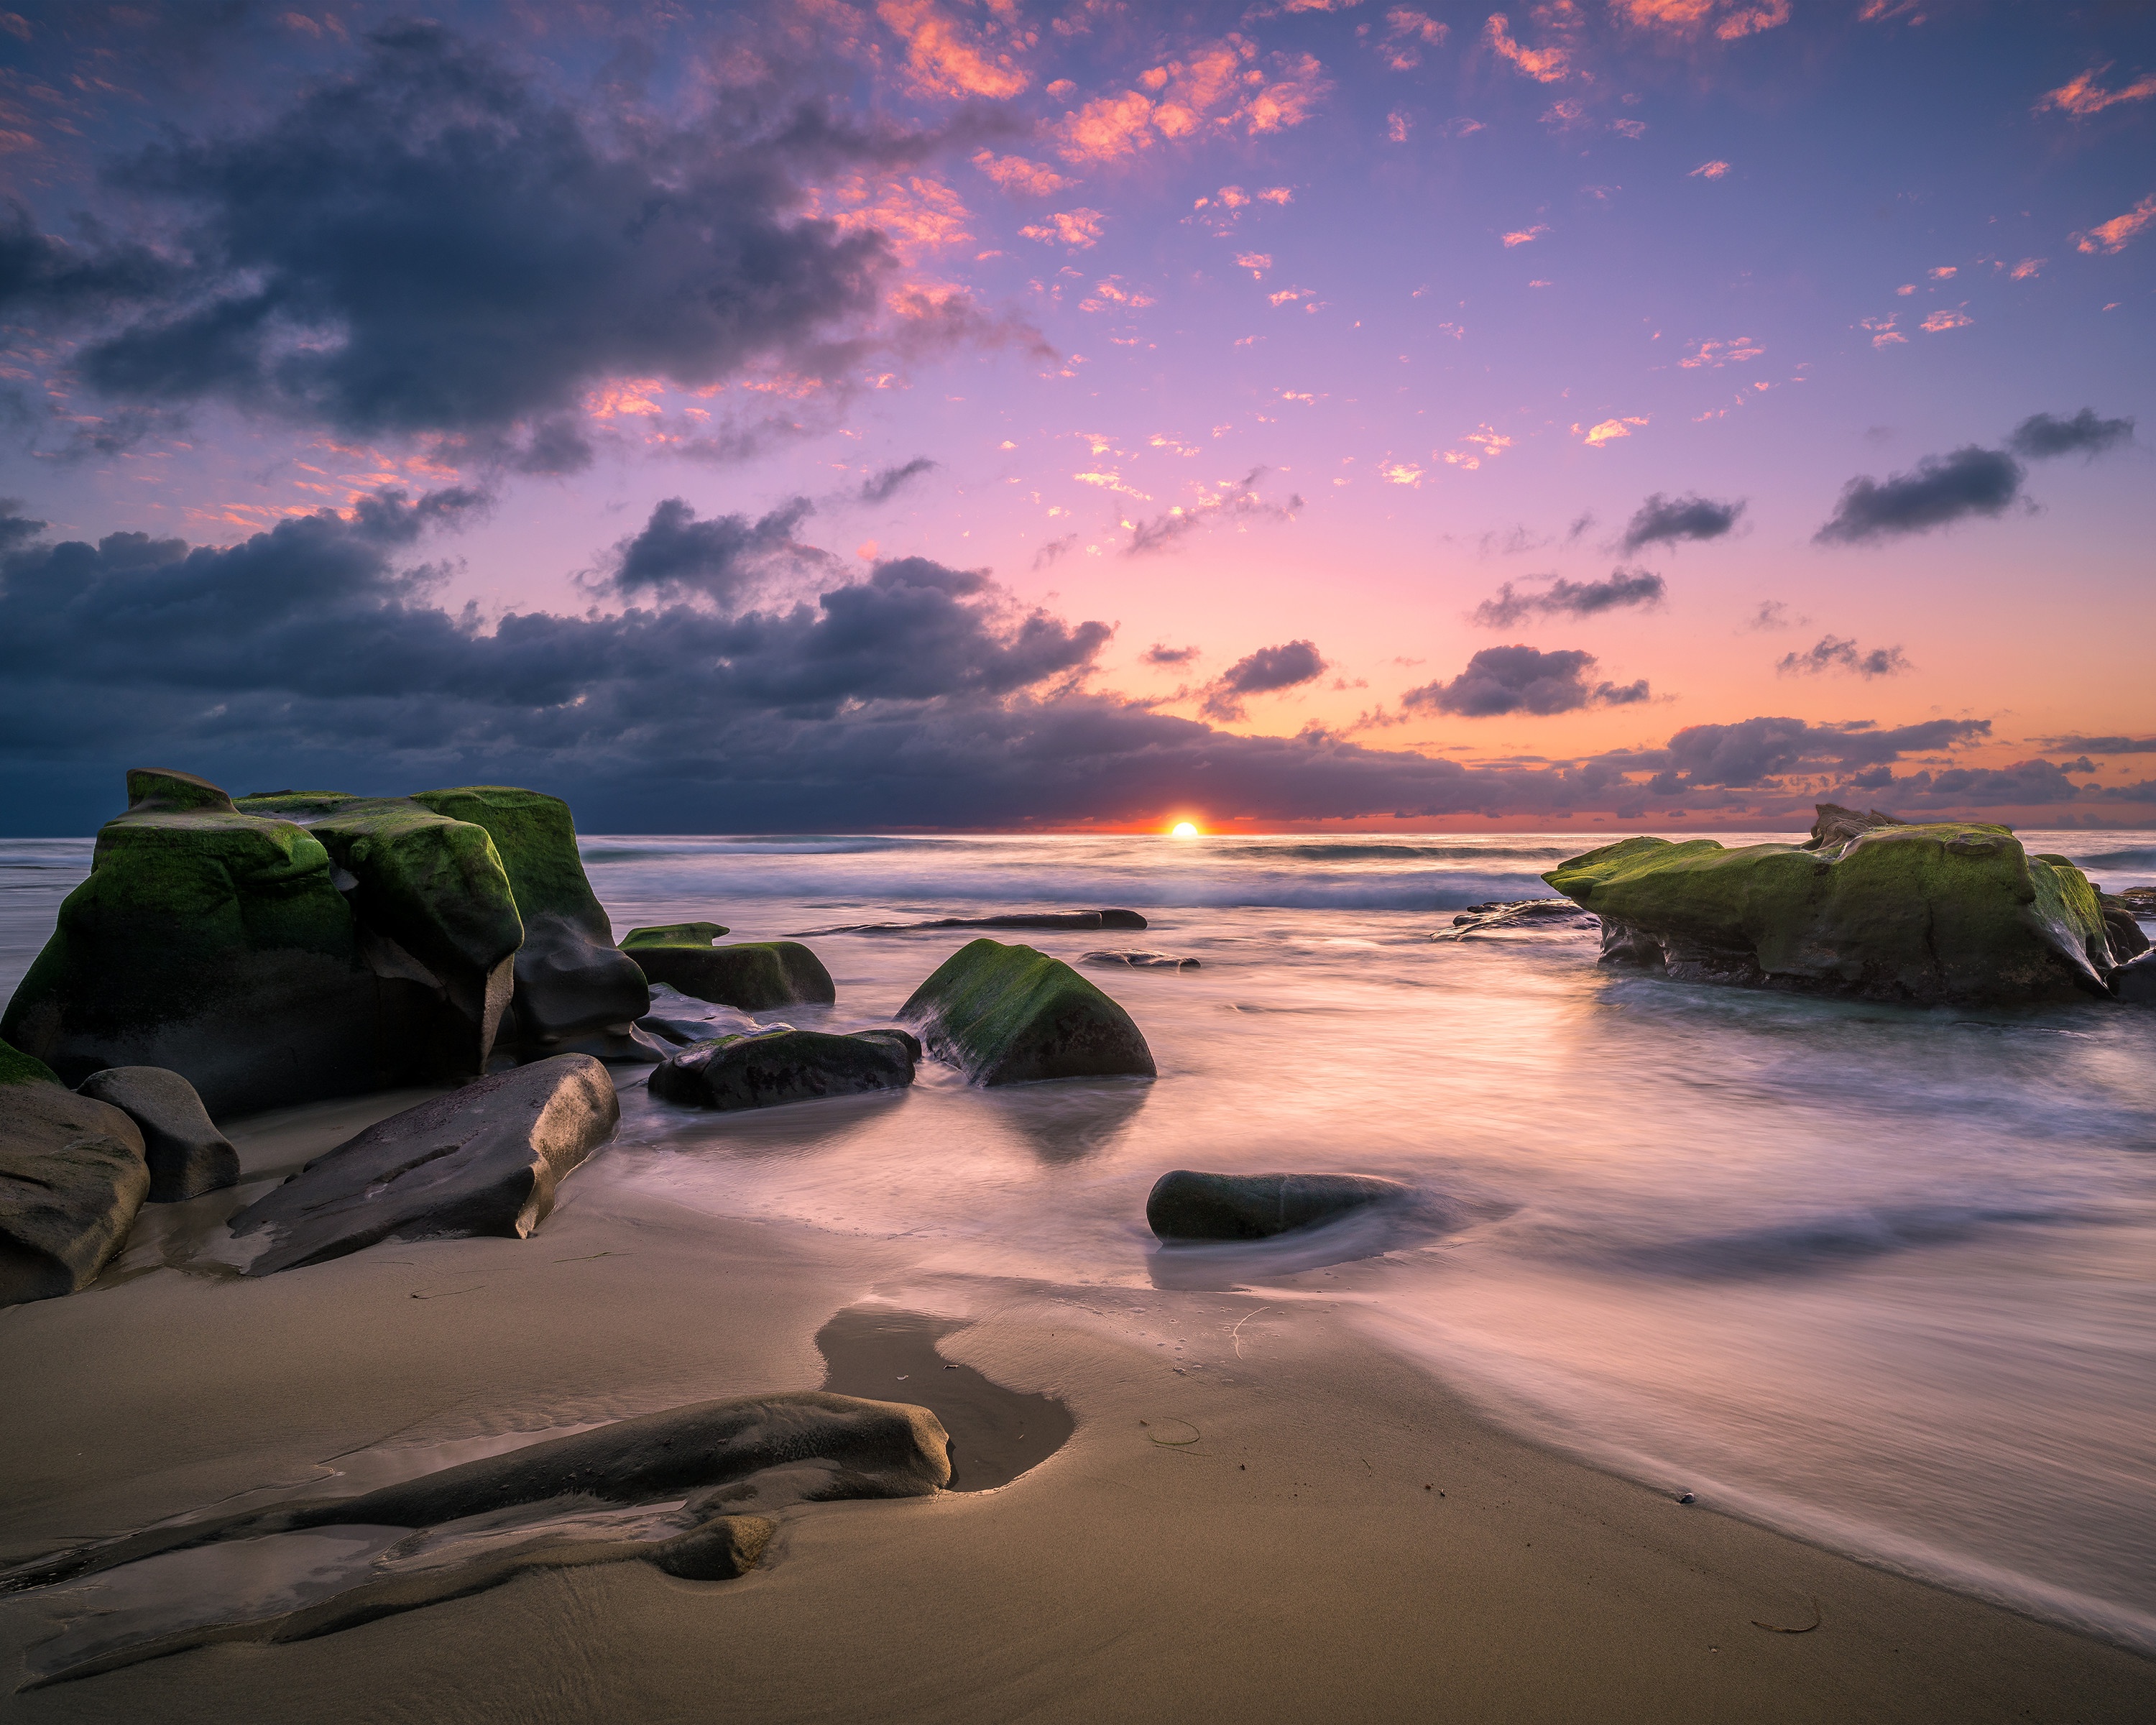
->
[5,829,2154,1650]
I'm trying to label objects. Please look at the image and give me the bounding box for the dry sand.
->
[2,1090,2152,1724]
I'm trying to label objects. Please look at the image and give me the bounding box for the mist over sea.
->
[6,828,2154,1650]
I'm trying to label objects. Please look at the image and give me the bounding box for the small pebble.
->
[1677,1491,1696,1504]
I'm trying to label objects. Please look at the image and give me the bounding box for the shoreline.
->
[3,1092,2152,1721]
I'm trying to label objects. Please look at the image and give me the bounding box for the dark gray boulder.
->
[2097,895,2151,962]
[2115,949,2156,1006]
[510,913,651,1042]
[229,1054,618,1275]
[75,1066,238,1202]
[899,939,1155,1086]
[1,1056,149,1305]
[649,1028,919,1111]
[1146,1169,1411,1242]
[621,927,835,1011]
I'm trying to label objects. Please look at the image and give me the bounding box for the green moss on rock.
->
[621,929,833,1011]
[898,939,1155,1085]
[1544,820,2116,1004]
[0,1035,60,1087]
[409,786,612,942]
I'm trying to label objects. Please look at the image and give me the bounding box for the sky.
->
[0,0,2150,835]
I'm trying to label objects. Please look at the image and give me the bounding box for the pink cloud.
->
[1689,160,1731,179]
[971,151,1073,196]
[876,0,1029,100]
[2010,257,2044,280]
[1483,14,1570,83]
[1019,208,1107,249]
[1057,90,1157,163]
[2036,65,2156,119]
[2074,193,2156,255]
[1678,336,1764,368]
[1377,7,1449,70]
[1578,416,1647,446]
[1501,224,1549,247]
[1609,0,1788,39]
[1862,316,1906,346]
[1920,307,1973,333]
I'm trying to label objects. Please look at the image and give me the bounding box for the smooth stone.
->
[791,909,1148,935]
[2097,896,2150,961]
[1146,1169,1411,1242]
[900,939,1155,1086]
[0,1071,149,1305]
[229,1054,618,1276]
[2116,949,2156,1006]
[620,928,835,1011]
[648,1029,918,1111]
[75,1066,238,1202]
[510,913,650,1042]
[1082,950,1199,970]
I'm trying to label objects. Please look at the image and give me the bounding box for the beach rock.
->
[1433,898,1600,942]
[2115,886,2156,916]
[507,912,651,1042]
[2097,896,2151,962]
[1801,803,1909,856]
[1544,812,2123,1006]
[75,1066,237,1202]
[791,909,1148,935]
[10,1391,948,1683]
[622,926,836,1011]
[247,795,522,1071]
[899,939,1155,1086]
[1146,1170,1410,1242]
[649,1028,918,1110]
[1,1052,149,1305]
[3,770,433,1114]
[1082,950,1199,970]
[229,1054,618,1275]
[2114,950,2156,1006]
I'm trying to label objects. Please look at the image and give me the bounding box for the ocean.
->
[5,827,2153,1650]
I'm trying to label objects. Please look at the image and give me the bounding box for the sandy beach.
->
[4,1086,2152,1724]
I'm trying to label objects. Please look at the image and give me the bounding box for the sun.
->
[1170,822,1199,839]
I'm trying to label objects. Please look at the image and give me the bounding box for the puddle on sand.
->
[817,1308,1073,1491]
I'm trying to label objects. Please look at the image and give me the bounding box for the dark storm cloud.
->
[859,459,939,505]
[1403,646,1649,717]
[1887,760,2085,806]
[1815,446,2023,543]
[1201,640,1326,719]
[606,497,826,604]
[1145,644,1199,666]
[0,498,2125,832]
[1620,493,1743,552]
[1471,569,1665,628]
[1774,635,1910,678]
[2037,734,2156,754]
[14,25,1009,460]
[2007,409,2135,461]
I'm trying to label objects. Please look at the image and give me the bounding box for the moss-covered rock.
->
[407,786,612,941]
[1,1078,149,1305]
[648,1027,918,1110]
[2,773,425,1113]
[1,1035,60,1088]
[622,928,834,1011]
[1543,815,2122,1004]
[898,939,1156,1085]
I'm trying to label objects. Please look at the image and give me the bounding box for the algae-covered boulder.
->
[649,1027,919,1110]
[1,1044,149,1305]
[75,1066,237,1202]
[1,770,433,1113]
[1544,811,2124,1005]
[899,939,1155,1085]
[229,1054,617,1275]
[1146,1170,1410,1241]
[622,926,835,1011]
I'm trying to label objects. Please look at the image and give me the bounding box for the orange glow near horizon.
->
[1171,821,1200,838]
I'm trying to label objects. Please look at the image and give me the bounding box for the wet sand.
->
[1,1092,2152,1723]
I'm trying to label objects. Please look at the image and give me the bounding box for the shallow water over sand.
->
[5,828,2154,1650]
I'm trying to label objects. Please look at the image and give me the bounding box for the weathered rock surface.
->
[9,1391,948,1685]
[2116,886,2156,916]
[507,912,651,1042]
[900,939,1155,1085]
[1801,803,1909,855]
[75,1066,237,1202]
[1146,1169,1411,1241]
[2115,949,2156,1006]
[2096,894,2151,962]
[1544,811,2126,1005]
[1082,950,1199,970]
[649,1028,919,1110]
[622,926,836,1010]
[4,770,421,1113]
[229,1054,618,1275]
[1432,898,1600,942]
[792,908,1148,935]
[1,1053,149,1305]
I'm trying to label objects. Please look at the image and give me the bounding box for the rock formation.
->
[1,1041,149,1305]
[622,925,837,1010]
[1146,1169,1411,1241]
[900,939,1155,1085]
[649,1028,919,1110]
